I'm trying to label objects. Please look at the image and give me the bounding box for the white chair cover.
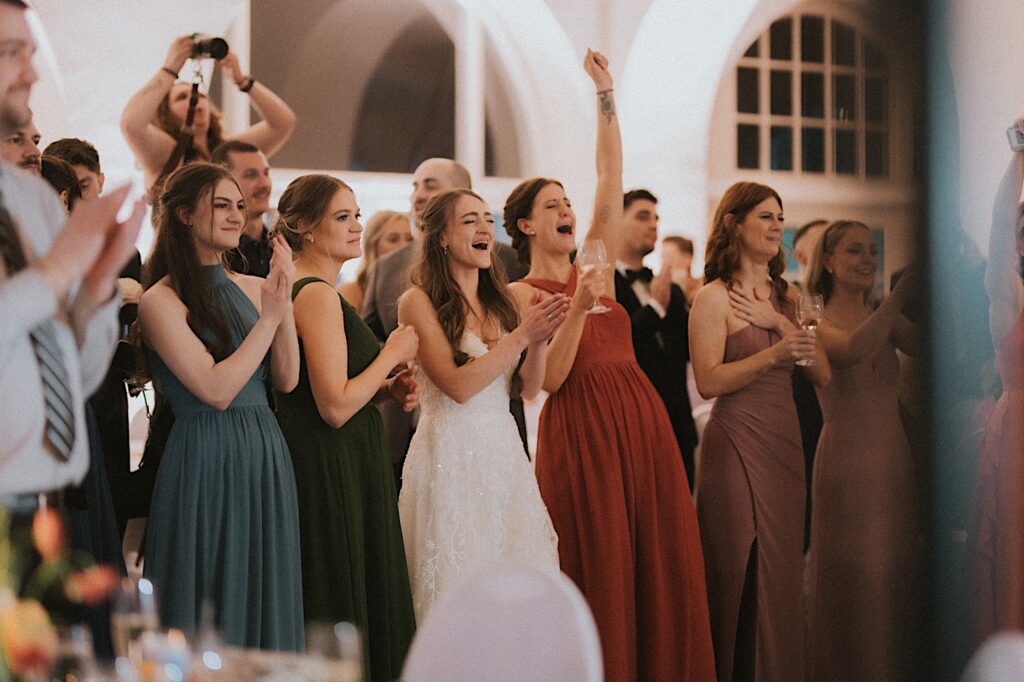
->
[961,632,1024,682]
[401,565,603,682]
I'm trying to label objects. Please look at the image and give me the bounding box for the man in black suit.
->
[614,189,698,489]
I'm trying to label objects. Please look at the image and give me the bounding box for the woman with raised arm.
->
[689,181,830,681]
[793,220,922,680]
[505,50,715,682]
[396,188,566,621]
[121,36,296,191]
[970,115,1024,646]
[138,161,302,649]
[272,175,419,681]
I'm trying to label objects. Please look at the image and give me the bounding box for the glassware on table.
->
[795,293,824,366]
[575,239,611,315]
[50,625,97,681]
[110,577,160,664]
[306,621,363,682]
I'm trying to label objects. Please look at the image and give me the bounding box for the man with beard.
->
[212,140,274,277]
[0,109,39,173]
[0,0,145,496]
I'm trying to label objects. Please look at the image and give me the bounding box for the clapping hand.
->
[260,255,291,325]
[650,266,672,310]
[389,364,421,413]
[267,234,295,285]
[41,185,146,304]
[384,324,420,368]
[517,292,570,345]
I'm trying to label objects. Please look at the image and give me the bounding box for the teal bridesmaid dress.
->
[143,265,304,651]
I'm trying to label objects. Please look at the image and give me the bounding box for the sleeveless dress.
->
[970,310,1024,645]
[524,272,715,682]
[143,266,303,651]
[398,330,559,621]
[805,332,922,680]
[275,277,416,682]
[695,287,804,681]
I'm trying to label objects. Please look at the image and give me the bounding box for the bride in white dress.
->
[396,188,568,620]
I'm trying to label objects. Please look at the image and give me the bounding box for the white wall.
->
[25,0,923,271]
[946,0,1024,251]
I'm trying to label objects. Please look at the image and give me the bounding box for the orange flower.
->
[31,506,65,561]
[0,598,58,677]
[65,565,119,606]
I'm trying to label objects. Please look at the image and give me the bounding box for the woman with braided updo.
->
[271,174,418,681]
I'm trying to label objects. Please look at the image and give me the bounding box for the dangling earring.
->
[441,243,448,254]
[305,233,314,243]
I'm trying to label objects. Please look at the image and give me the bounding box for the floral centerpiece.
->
[0,503,118,681]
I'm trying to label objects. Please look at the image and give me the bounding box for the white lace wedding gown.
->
[398,331,560,621]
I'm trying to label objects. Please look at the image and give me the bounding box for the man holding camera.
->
[0,0,145,496]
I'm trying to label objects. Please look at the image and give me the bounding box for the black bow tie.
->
[623,267,653,284]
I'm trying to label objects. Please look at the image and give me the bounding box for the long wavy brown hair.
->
[413,188,524,395]
[805,220,874,304]
[144,162,240,360]
[705,181,788,292]
[503,177,563,267]
[154,87,225,162]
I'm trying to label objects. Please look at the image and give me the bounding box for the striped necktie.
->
[0,190,75,461]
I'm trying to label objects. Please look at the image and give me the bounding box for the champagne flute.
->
[575,239,611,315]
[110,577,160,664]
[306,621,363,682]
[795,293,823,367]
[50,625,97,681]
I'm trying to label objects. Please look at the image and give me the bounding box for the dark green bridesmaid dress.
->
[143,265,304,651]
[275,277,416,682]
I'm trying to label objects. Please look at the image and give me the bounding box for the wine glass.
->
[50,625,97,681]
[795,293,823,366]
[110,577,160,664]
[305,621,363,682]
[575,239,611,315]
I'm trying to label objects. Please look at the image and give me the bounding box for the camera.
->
[1008,124,1024,152]
[191,34,229,60]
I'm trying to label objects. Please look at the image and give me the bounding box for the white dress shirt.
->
[615,260,666,318]
[0,163,118,495]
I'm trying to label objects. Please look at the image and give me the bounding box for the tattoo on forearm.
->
[599,91,616,124]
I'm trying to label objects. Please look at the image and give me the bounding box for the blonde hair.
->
[805,220,873,304]
[356,211,409,289]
